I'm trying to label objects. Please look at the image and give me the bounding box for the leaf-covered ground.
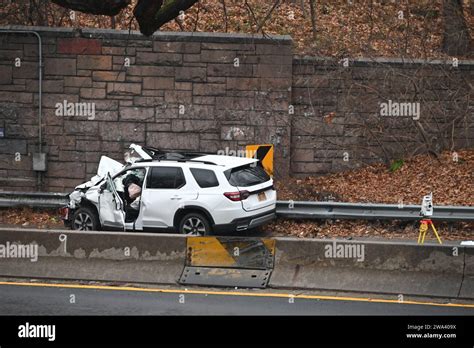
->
[267,219,473,241]
[0,207,63,229]
[270,149,473,241]
[276,149,474,206]
[1,0,473,59]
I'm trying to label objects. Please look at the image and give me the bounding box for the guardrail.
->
[0,191,69,208]
[0,191,473,222]
[276,201,474,222]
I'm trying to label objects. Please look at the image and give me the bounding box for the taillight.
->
[224,191,249,201]
[58,207,69,220]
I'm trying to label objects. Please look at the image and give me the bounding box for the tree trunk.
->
[133,0,164,35]
[441,0,472,56]
[134,0,199,35]
[51,0,199,35]
[309,0,317,41]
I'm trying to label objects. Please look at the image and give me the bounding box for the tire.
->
[178,212,211,236]
[72,206,100,231]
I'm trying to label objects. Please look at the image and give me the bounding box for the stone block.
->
[119,107,154,121]
[64,76,92,88]
[80,88,106,99]
[107,82,142,95]
[136,52,182,65]
[45,58,76,76]
[143,77,174,90]
[193,83,226,96]
[164,90,192,103]
[171,119,217,132]
[126,65,175,76]
[48,161,85,179]
[0,66,12,84]
[77,55,112,70]
[57,38,102,55]
[153,41,200,54]
[175,66,206,82]
[99,122,145,142]
[147,131,199,150]
[0,139,27,154]
[93,71,125,82]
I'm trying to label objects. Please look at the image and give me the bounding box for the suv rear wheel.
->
[72,207,100,231]
[179,212,211,236]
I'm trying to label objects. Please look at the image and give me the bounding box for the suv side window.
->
[147,167,185,189]
[190,168,219,188]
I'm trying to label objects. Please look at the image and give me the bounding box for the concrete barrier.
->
[0,227,472,299]
[0,227,186,285]
[269,238,467,298]
[459,246,474,299]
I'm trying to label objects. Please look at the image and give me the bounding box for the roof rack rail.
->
[169,159,217,165]
[141,146,215,161]
[134,158,217,165]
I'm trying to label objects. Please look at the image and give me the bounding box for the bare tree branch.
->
[256,0,281,33]
[244,0,259,33]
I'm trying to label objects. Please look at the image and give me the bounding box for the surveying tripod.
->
[417,193,442,244]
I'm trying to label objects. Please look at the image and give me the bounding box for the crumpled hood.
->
[74,156,123,190]
[71,143,149,194]
[69,144,151,208]
[97,156,123,177]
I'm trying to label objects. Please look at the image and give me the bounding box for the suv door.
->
[141,166,198,229]
[98,173,125,230]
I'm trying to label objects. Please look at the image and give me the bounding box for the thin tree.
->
[309,0,317,41]
[441,0,472,56]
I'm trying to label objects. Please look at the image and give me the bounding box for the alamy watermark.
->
[18,322,55,341]
[380,100,420,120]
[324,241,365,262]
[55,100,96,120]
[0,242,38,262]
[217,146,256,158]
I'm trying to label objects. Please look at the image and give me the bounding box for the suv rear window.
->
[190,168,219,188]
[147,167,185,189]
[224,162,270,187]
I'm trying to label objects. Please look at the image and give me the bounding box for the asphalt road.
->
[0,282,473,315]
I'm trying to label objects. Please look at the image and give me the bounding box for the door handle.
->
[171,195,182,200]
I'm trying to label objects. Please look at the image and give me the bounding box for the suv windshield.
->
[225,162,270,187]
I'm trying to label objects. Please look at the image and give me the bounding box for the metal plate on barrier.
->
[179,266,271,288]
[186,237,275,269]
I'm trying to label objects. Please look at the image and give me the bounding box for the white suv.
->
[61,144,276,235]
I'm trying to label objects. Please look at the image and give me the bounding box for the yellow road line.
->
[0,280,473,309]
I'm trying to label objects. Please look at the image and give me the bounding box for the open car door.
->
[98,172,125,230]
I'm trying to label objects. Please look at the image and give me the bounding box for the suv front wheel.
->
[72,207,100,231]
[178,212,211,236]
